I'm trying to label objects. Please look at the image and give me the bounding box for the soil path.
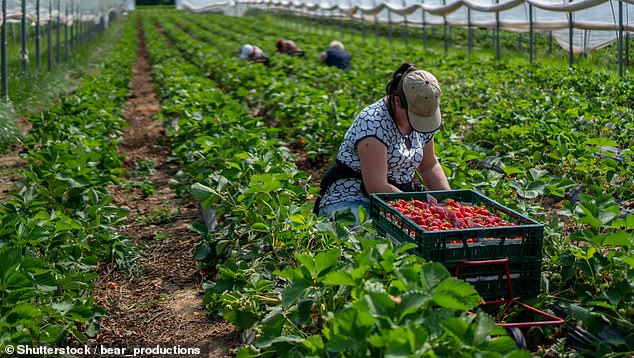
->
[89,24,239,357]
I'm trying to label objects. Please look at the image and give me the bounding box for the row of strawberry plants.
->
[153,10,633,353]
[0,16,137,348]
[139,10,530,356]
[158,11,633,208]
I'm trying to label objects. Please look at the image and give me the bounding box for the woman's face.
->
[394,96,411,130]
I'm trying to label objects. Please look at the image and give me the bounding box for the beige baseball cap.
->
[402,70,442,133]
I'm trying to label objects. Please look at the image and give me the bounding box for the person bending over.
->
[239,44,268,65]
[315,62,450,223]
[275,38,304,57]
[319,40,352,70]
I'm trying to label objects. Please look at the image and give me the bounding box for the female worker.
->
[315,62,450,223]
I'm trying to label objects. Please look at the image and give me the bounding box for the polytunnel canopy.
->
[2,0,131,25]
[179,0,634,53]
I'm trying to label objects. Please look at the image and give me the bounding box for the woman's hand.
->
[418,139,450,190]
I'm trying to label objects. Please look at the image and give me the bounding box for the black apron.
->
[313,160,422,215]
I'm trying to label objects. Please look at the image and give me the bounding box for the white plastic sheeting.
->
[1,0,130,26]
[181,0,633,53]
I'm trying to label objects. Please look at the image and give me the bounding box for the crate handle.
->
[455,258,514,299]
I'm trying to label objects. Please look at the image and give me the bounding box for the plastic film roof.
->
[180,0,634,53]
[2,0,131,26]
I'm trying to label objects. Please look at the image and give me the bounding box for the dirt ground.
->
[0,19,330,358]
[86,28,240,356]
[0,37,240,355]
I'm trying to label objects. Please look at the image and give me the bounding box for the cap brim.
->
[408,107,442,133]
[239,53,248,59]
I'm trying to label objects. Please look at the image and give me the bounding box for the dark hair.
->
[386,62,417,116]
[276,39,284,52]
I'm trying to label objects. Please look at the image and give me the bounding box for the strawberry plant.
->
[141,8,634,355]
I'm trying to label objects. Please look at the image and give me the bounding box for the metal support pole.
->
[626,32,630,70]
[64,3,68,62]
[48,0,52,71]
[374,0,379,44]
[74,4,78,47]
[21,0,27,71]
[495,0,500,60]
[568,11,573,68]
[36,0,41,68]
[401,0,408,47]
[549,31,553,53]
[361,10,366,41]
[422,1,427,50]
[443,17,448,54]
[442,0,447,53]
[468,8,472,56]
[339,12,343,37]
[348,0,354,41]
[1,0,7,99]
[70,2,74,48]
[56,0,61,64]
[529,4,533,63]
[388,10,393,46]
[618,0,623,76]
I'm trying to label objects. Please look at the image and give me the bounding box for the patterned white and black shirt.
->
[320,99,436,208]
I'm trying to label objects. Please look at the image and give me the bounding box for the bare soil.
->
[0,151,24,201]
[0,17,329,358]
[0,36,241,355]
[86,27,240,356]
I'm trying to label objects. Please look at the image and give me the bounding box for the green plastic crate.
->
[370,190,544,299]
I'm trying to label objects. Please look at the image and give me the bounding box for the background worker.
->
[239,44,268,64]
[319,40,352,70]
[275,38,303,56]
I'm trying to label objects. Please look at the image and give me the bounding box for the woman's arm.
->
[418,138,450,190]
[357,137,402,194]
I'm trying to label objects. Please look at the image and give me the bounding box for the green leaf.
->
[481,336,524,353]
[421,262,450,291]
[270,334,305,344]
[52,301,75,315]
[502,166,524,175]
[245,174,282,194]
[322,271,356,286]
[586,137,618,147]
[618,256,634,268]
[442,317,470,343]
[431,279,480,310]
[314,250,340,277]
[222,308,258,330]
[294,253,316,275]
[0,246,22,278]
[54,221,80,233]
[396,292,428,322]
[579,215,602,228]
[598,210,618,224]
[472,310,495,344]
[251,222,269,232]
[365,292,396,319]
[66,305,99,321]
[528,168,549,181]
[281,281,310,308]
[190,182,215,201]
[289,214,306,225]
[34,272,58,293]
[602,231,633,247]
